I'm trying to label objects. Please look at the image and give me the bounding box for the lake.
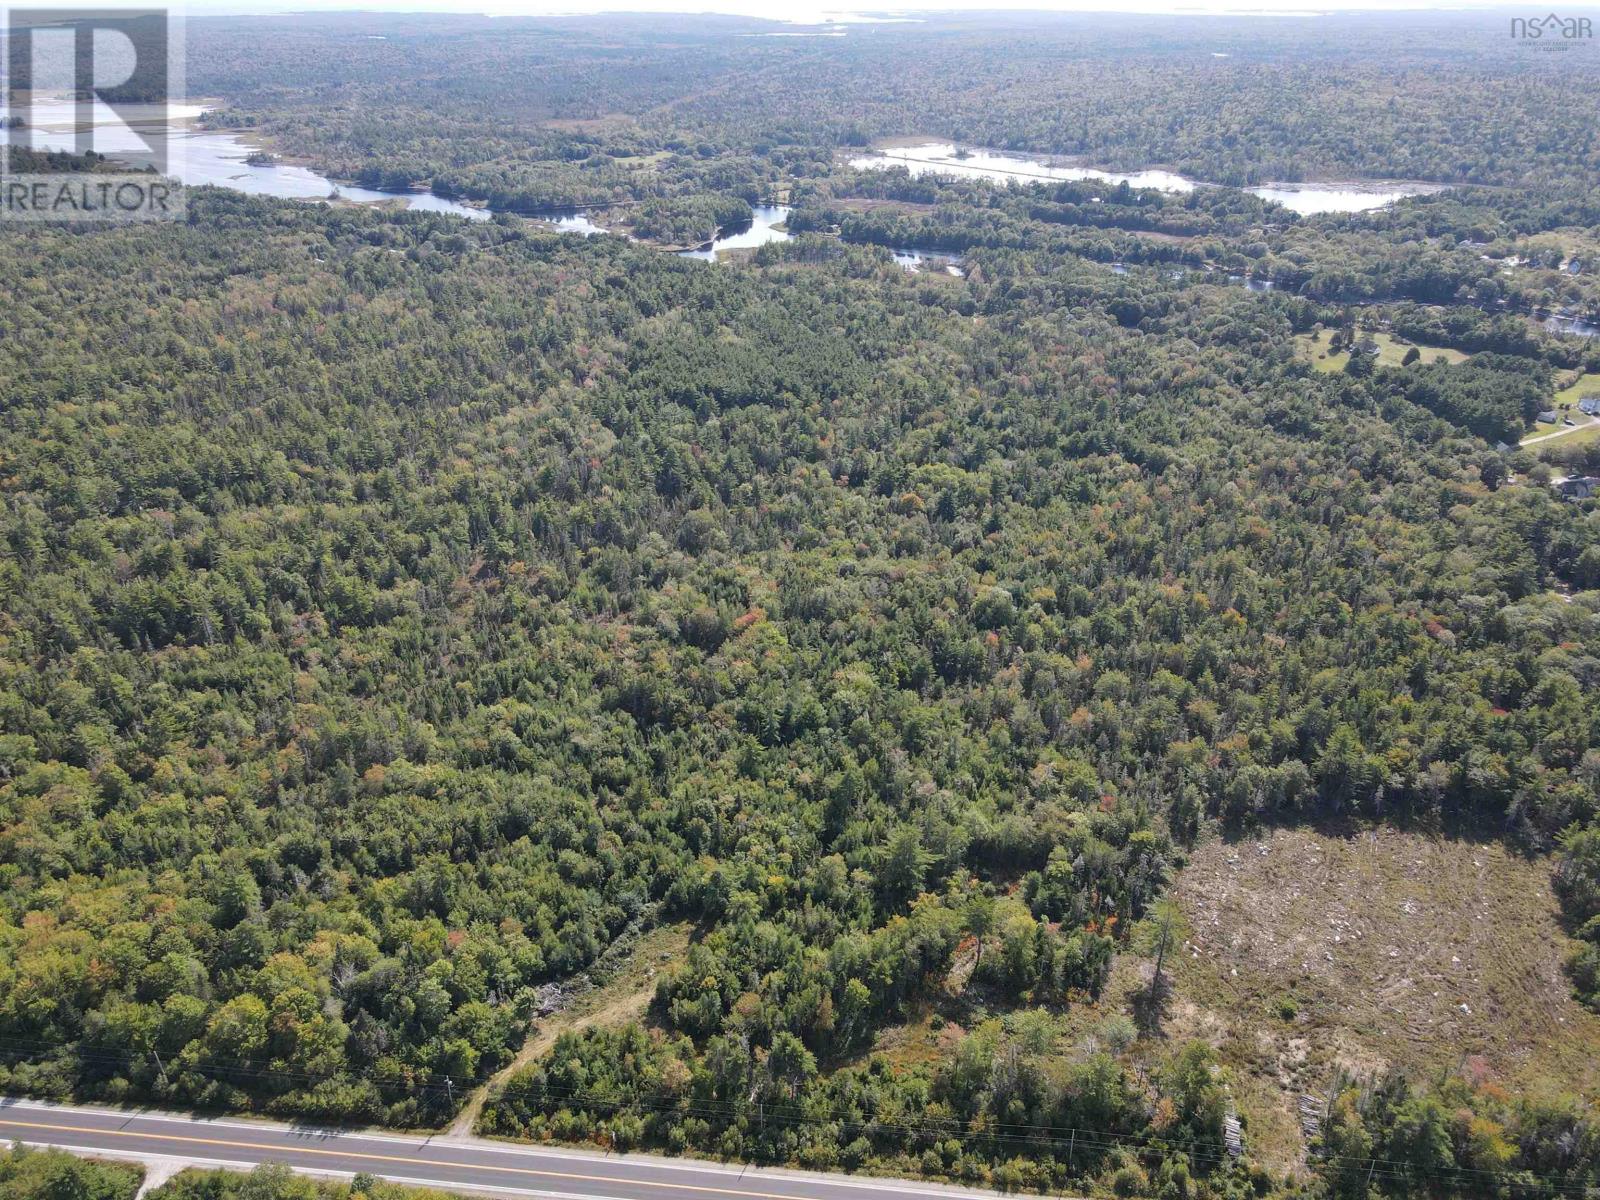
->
[1546,314,1600,338]
[535,209,606,236]
[850,143,1436,215]
[892,247,964,276]
[1226,273,1276,292]
[852,144,1196,193]
[679,205,793,260]
[1247,182,1442,216]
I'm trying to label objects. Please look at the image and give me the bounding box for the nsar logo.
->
[1511,11,1594,49]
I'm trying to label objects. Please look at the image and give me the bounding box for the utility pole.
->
[151,1050,169,1088]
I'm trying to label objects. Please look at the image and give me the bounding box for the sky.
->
[126,0,1600,17]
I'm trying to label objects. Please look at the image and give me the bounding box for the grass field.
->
[1295,331,1468,373]
[1553,371,1600,409]
[836,197,938,214]
[1524,419,1600,452]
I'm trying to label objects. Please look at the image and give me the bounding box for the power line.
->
[1,1035,1595,1199]
[482,1075,1600,1198]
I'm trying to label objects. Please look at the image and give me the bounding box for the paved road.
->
[1521,414,1600,446]
[0,1098,1017,1200]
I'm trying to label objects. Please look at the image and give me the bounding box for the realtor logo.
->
[1,7,185,221]
[1511,12,1594,49]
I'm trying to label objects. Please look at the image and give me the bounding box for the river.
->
[849,143,1440,216]
[673,205,958,274]
[5,97,516,225]
[14,101,1552,309]
[7,107,960,269]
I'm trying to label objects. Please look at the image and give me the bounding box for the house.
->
[1554,476,1600,500]
[1579,396,1600,416]
[1537,410,1559,424]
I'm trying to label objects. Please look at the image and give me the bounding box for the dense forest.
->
[2,9,1600,1200]
[183,11,1600,207]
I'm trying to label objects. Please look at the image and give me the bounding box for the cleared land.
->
[1295,331,1467,373]
[835,197,938,214]
[1158,827,1600,1170]
[455,922,693,1136]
